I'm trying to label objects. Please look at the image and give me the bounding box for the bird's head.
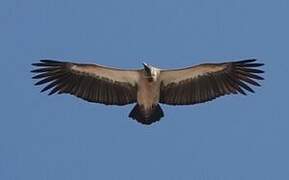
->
[142,62,159,82]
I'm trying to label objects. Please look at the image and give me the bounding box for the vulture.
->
[31,59,264,125]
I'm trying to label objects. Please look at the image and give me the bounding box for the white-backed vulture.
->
[32,59,264,125]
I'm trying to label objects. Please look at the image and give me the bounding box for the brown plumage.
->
[32,59,264,125]
[160,59,264,105]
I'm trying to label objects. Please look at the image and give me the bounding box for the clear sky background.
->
[1,0,289,179]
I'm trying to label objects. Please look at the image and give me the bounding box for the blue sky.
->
[1,0,289,179]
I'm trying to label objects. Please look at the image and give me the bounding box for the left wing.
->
[159,59,264,105]
[32,60,141,105]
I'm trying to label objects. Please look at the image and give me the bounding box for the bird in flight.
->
[32,59,264,125]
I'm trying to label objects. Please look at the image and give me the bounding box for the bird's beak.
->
[143,62,150,73]
[142,62,148,68]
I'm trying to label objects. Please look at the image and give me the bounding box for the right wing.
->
[159,59,264,105]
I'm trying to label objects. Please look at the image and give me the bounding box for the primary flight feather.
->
[32,59,264,125]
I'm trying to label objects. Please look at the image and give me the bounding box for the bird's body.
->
[32,59,264,125]
[138,74,160,108]
[139,66,161,106]
[130,66,163,123]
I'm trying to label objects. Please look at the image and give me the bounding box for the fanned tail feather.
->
[129,104,164,125]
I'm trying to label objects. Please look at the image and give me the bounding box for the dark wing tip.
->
[234,59,264,67]
[32,63,43,66]
[31,59,64,68]
[40,59,63,64]
[228,59,265,95]
[235,59,257,64]
[31,60,67,95]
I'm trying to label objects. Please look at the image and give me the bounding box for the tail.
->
[129,104,164,125]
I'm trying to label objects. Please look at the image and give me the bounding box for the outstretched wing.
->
[32,60,141,105]
[159,59,264,105]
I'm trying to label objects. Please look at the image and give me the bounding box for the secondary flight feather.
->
[32,59,264,125]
